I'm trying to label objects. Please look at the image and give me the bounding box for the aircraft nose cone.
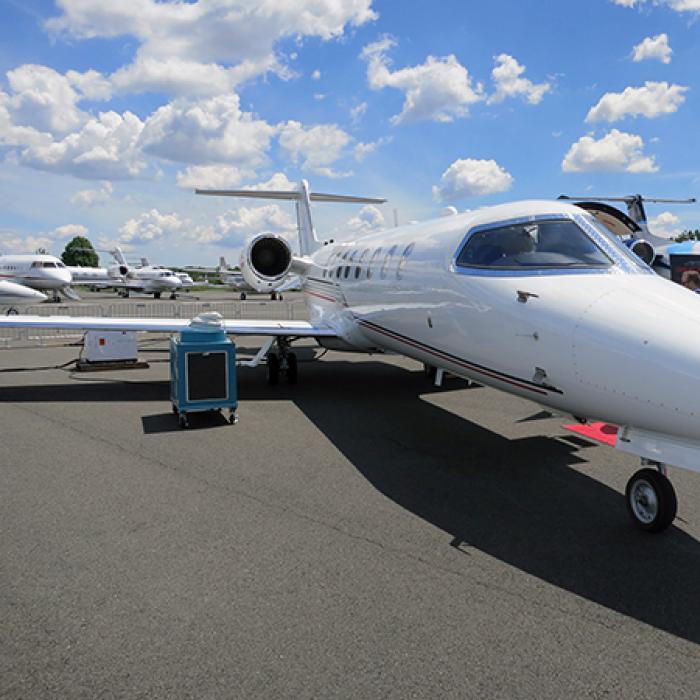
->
[572,280,700,439]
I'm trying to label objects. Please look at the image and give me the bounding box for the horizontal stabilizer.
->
[559,195,696,205]
[195,188,386,205]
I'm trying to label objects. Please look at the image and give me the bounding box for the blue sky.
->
[1,0,699,265]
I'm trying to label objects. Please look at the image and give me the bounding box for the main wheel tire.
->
[625,468,677,533]
[240,292,247,301]
[267,352,280,385]
[154,291,161,299]
[286,352,298,384]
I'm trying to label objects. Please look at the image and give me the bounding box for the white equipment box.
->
[83,330,138,363]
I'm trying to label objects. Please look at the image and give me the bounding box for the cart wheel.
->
[267,352,280,385]
[286,352,298,384]
[178,413,189,429]
[228,411,237,425]
[172,405,179,415]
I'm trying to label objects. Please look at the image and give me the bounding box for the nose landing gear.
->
[266,337,297,385]
[625,461,677,533]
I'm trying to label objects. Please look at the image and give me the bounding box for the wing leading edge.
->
[0,315,336,337]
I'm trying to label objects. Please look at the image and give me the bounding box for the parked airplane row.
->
[3,179,699,534]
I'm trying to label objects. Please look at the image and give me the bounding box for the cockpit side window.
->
[456,219,612,270]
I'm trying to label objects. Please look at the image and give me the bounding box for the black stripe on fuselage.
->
[358,318,562,396]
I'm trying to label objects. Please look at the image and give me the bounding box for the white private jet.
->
[0,253,73,301]
[3,180,700,533]
[0,279,48,312]
[69,249,183,299]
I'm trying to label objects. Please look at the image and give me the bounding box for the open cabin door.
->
[569,201,641,237]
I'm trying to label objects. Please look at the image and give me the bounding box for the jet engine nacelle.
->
[240,233,292,290]
[624,238,656,266]
[108,264,129,278]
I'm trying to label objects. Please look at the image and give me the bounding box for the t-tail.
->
[195,180,386,257]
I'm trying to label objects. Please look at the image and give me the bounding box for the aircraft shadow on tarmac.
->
[3,357,700,643]
[237,361,700,647]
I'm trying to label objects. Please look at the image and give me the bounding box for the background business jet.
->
[0,253,74,301]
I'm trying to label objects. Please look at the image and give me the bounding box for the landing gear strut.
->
[625,461,677,533]
[266,337,297,385]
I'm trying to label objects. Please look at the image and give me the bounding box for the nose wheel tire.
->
[625,468,677,533]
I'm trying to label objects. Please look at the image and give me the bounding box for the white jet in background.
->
[5,180,700,533]
[0,279,47,312]
[69,248,183,299]
[0,253,74,301]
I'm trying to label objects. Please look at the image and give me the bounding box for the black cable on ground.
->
[0,358,79,373]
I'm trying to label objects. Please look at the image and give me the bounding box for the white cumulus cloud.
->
[612,0,700,14]
[487,54,551,105]
[69,181,113,206]
[176,165,253,190]
[50,223,89,239]
[140,94,276,167]
[586,81,687,122]
[649,211,683,238]
[362,36,484,124]
[17,110,146,180]
[432,158,513,202]
[562,129,658,173]
[215,204,297,247]
[278,120,352,177]
[118,209,186,244]
[632,33,672,64]
[46,0,378,94]
[1,64,86,135]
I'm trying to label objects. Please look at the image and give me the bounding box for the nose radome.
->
[572,281,700,439]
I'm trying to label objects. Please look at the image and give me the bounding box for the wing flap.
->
[0,315,336,337]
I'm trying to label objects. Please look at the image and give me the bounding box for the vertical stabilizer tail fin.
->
[296,180,319,256]
[195,181,386,257]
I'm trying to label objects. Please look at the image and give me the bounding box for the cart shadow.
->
[237,362,700,646]
[141,410,231,433]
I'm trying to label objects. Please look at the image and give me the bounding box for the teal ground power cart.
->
[170,313,237,428]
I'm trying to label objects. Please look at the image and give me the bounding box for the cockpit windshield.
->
[456,219,612,270]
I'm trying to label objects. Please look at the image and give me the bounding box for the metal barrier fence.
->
[0,299,308,348]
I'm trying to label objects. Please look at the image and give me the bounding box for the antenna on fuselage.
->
[195,180,386,256]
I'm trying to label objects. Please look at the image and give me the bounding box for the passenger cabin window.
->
[397,243,415,279]
[368,248,382,279]
[356,249,369,279]
[456,220,612,270]
[381,245,397,279]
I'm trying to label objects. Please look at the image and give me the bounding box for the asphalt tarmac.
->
[2,308,700,697]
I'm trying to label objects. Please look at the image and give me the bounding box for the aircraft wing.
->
[0,315,336,337]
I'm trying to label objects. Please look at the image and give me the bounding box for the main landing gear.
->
[266,337,297,385]
[625,461,678,533]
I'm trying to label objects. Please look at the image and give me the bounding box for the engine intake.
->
[626,238,656,266]
[108,264,129,278]
[245,234,292,281]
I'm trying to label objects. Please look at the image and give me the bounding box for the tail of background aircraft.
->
[217,256,228,272]
[195,180,386,257]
